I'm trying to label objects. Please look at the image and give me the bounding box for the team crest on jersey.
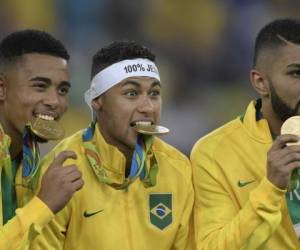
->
[149,193,172,230]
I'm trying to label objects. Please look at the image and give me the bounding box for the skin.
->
[251,41,300,189]
[38,150,84,213]
[92,76,162,169]
[0,53,70,158]
[0,53,83,213]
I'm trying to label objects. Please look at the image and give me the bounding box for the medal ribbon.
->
[0,124,40,224]
[82,120,158,189]
[0,125,17,224]
[22,125,40,181]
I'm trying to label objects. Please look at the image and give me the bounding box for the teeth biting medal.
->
[82,58,168,189]
[30,115,65,140]
[134,122,170,135]
[84,58,170,136]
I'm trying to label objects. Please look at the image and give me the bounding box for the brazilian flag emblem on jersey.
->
[149,193,172,230]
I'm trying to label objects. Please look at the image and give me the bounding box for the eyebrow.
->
[287,63,300,68]
[30,76,71,87]
[121,79,161,88]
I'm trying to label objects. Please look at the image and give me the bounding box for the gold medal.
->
[134,124,170,135]
[281,116,300,145]
[281,116,300,191]
[30,117,65,140]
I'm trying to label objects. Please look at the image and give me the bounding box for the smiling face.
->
[0,53,70,145]
[92,76,161,155]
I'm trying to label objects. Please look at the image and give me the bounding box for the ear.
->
[91,96,103,111]
[250,69,270,98]
[0,74,6,100]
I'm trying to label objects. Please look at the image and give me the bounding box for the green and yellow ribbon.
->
[83,121,158,190]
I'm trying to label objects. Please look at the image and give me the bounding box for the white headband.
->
[84,58,160,108]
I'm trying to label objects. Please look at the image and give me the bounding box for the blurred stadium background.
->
[1,0,299,155]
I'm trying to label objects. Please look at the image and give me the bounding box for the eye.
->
[149,89,161,97]
[32,82,48,91]
[289,69,300,77]
[58,85,70,96]
[124,90,138,97]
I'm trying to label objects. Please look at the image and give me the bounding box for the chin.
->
[128,130,138,146]
[34,134,48,143]
[128,140,136,150]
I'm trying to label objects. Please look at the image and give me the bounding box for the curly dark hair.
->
[91,41,156,79]
[253,18,300,67]
[0,29,69,64]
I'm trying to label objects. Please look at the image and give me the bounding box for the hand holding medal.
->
[281,116,300,191]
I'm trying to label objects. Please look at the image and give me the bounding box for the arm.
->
[29,204,71,250]
[29,151,82,250]
[0,151,83,250]
[172,166,195,250]
[192,153,284,250]
[0,196,53,250]
[192,134,300,249]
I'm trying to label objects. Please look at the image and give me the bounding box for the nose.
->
[42,89,60,109]
[137,95,155,113]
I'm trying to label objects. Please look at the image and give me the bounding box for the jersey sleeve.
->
[191,148,285,250]
[172,162,195,250]
[0,196,53,250]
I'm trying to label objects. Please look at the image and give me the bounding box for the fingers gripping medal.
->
[30,115,65,140]
[281,116,300,191]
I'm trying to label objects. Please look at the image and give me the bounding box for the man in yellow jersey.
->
[0,30,83,249]
[32,41,194,250]
[191,18,300,249]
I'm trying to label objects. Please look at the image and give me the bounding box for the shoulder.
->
[153,137,191,179]
[191,116,242,160]
[53,129,85,151]
[40,129,85,166]
[153,137,189,164]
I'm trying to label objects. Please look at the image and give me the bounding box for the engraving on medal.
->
[30,117,65,140]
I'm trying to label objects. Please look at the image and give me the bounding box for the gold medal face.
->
[30,117,65,140]
[281,116,300,145]
[134,124,170,135]
[281,116,300,191]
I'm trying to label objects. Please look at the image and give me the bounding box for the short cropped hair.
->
[91,41,156,79]
[0,29,69,65]
[253,19,300,67]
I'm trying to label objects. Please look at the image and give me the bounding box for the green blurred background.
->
[1,0,299,155]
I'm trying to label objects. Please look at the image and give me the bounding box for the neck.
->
[0,118,23,159]
[261,99,283,137]
[121,147,133,177]
[110,143,134,178]
[10,138,22,160]
[96,121,134,173]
